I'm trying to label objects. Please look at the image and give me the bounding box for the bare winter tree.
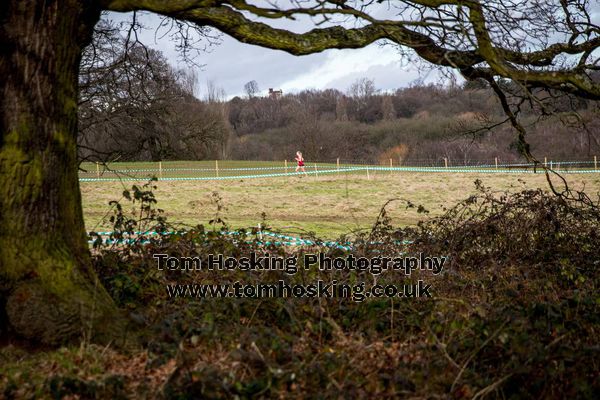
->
[79,22,230,162]
[244,80,260,99]
[204,80,232,159]
[349,77,378,100]
[1,0,599,345]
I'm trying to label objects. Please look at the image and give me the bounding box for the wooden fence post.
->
[285,159,288,175]
[595,156,597,171]
[444,158,448,168]
[159,161,162,179]
[314,163,318,179]
[390,158,393,175]
[336,157,340,174]
[495,157,498,170]
[96,162,100,179]
[366,165,370,180]
[544,157,547,167]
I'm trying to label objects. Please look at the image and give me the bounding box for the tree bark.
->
[0,0,127,345]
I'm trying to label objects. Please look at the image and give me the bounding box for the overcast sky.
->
[104,2,600,100]
[105,11,445,99]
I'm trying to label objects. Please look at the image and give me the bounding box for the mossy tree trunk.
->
[0,0,126,345]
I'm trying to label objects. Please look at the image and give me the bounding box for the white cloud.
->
[277,44,447,94]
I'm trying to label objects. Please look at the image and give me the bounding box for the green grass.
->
[80,160,599,180]
[80,163,600,238]
[80,160,347,180]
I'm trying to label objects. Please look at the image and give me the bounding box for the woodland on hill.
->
[79,24,600,165]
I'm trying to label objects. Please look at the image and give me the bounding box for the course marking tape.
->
[80,165,598,182]
[88,229,411,250]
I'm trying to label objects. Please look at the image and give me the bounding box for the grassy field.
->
[80,166,600,238]
[79,159,599,180]
[80,160,343,180]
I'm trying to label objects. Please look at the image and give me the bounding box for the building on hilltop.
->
[268,88,283,99]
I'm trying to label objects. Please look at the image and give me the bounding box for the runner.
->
[295,151,307,176]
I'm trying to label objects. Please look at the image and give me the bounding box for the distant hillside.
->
[77,31,599,164]
[225,80,599,164]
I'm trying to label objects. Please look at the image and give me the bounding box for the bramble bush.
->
[2,180,598,399]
